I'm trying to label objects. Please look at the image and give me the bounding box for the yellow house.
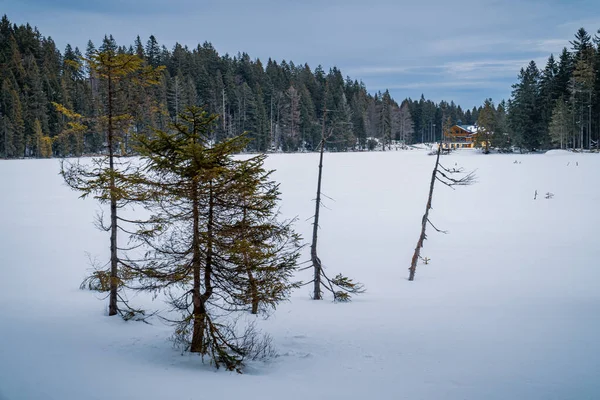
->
[443,124,477,149]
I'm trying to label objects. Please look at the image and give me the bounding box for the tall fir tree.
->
[509,61,542,151]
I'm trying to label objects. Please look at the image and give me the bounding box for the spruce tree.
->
[572,29,595,150]
[556,48,574,98]
[476,98,496,153]
[538,54,559,147]
[0,79,16,157]
[549,98,572,149]
[594,30,600,148]
[380,90,392,150]
[509,61,542,151]
[282,85,301,151]
[129,107,300,371]
[492,101,510,150]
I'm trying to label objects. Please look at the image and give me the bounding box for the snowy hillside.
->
[1,149,599,400]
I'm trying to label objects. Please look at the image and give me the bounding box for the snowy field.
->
[1,149,599,400]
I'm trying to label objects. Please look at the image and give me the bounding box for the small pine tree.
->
[225,157,302,315]
[128,106,301,371]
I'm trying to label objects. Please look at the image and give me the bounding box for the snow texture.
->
[1,149,599,400]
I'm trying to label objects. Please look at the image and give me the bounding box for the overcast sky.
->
[3,0,600,109]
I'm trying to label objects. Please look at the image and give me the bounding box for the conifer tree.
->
[7,81,25,157]
[33,118,43,157]
[60,46,163,317]
[23,56,48,156]
[509,61,542,151]
[145,35,160,68]
[282,85,301,151]
[492,101,510,150]
[555,48,574,99]
[549,98,572,148]
[0,80,16,158]
[393,100,414,145]
[253,84,270,151]
[476,98,496,153]
[39,135,53,158]
[538,54,559,147]
[350,89,368,149]
[380,90,392,150]
[129,107,300,371]
[572,35,595,150]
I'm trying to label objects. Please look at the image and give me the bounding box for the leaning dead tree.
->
[309,106,364,301]
[408,142,476,281]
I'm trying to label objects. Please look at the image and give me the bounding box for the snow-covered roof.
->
[457,125,478,134]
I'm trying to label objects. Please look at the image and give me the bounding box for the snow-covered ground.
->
[1,149,599,400]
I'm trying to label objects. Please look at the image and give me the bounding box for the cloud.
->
[346,66,442,76]
[3,0,600,109]
[528,38,571,53]
[373,80,507,90]
[348,58,541,81]
[557,18,600,34]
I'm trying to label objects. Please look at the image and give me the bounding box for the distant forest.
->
[1,14,599,158]
[508,28,600,151]
[0,14,482,158]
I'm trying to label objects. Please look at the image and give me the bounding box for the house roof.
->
[457,125,478,134]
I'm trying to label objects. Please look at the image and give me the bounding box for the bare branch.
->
[427,218,448,234]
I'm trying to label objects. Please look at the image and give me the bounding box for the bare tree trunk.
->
[191,178,204,352]
[571,89,576,150]
[580,97,584,151]
[270,92,273,148]
[222,88,226,135]
[409,142,441,281]
[192,180,215,352]
[588,91,592,150]
[311,107,327,300]
[241,205,260,314]
[248,269,259,314]
[107,69,119,316]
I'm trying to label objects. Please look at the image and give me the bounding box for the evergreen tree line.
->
[0,15,483,158]
[507,27,600,151]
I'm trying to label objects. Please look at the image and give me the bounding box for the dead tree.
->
[310,109,327,300]
[408,142,476,281]
[309,107,364,301]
